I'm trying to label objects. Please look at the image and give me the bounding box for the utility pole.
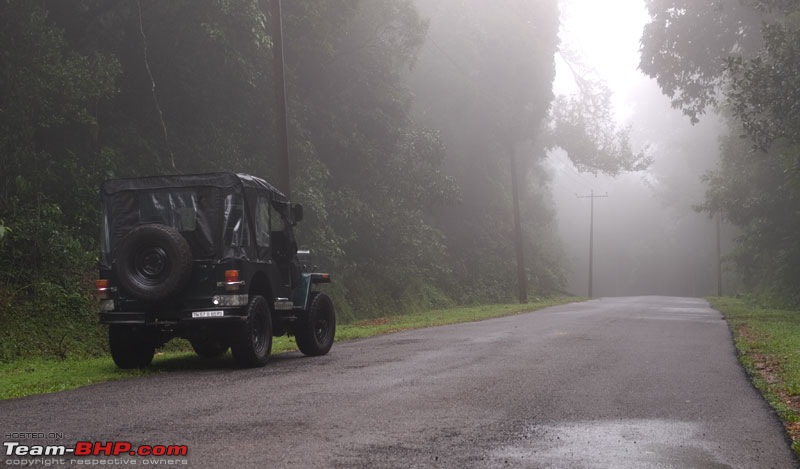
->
[577,190,608,298]
[270,0,291,198]
[716,213,722,297]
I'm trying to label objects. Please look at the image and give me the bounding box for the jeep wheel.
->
[109,325,156,369]
[190,335,229,359]
[114,224,192,301]
[295,292,336,356]
[231,295,272,367]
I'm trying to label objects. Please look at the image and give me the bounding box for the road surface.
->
[2,296,797,468]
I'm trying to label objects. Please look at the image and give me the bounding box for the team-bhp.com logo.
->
[5,440,188,466]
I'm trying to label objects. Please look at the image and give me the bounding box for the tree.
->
[699,121,800,304]
[0,0,466,350]
[0,2,122,360]
[410,0,565,302]
[640,0,800,305]
[47,0,277,176]
[548,80,651,175]
[726,18,800,149]
[283,0,459,314]
[639,0,764,123]
[0,2,119,286]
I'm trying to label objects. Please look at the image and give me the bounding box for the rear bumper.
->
[100,307,247,326]
[99,311,147,325]
[99,293,250,325]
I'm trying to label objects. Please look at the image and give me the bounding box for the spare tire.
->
[114,224,192,301]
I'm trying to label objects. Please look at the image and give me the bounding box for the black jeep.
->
[95,172,335,368]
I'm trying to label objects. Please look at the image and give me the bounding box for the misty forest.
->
[1,0,799,360]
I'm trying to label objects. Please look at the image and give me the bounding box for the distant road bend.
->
[1,296,797,468]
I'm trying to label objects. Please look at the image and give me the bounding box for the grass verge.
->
[709,296,800,455]
[0,297,580,400]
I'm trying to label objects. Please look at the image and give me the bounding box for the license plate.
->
[192,310,225,318]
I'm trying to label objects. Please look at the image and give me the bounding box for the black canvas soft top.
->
[101,172,288,202]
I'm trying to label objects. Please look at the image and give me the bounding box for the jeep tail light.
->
[95,279,110,299]
[225,270,240,283]
[216,270,245,292]
[311,272,331,284]
[224,270,242,291]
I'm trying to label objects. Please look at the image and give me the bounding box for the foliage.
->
[0,2,120,362]
[0,280,105,362]
[0,0,572,362]
[639,0,764,123]
[701,130,800,306]
[549,92,651,175]
[641,0,800,306]
[726,20,800,149]
[282,0,460,313]
[410,0,566,302]
[549,50,651,175]
[45,0,277,176]
[0,2,120,236]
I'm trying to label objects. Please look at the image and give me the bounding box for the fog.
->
[411,0,740,299]
[8,0,789,326]
[548,90,738,297]
[550,0,737,297]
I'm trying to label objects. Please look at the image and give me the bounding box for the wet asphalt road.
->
[1,296,797,468]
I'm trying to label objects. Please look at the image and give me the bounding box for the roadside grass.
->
[709,297,800,455]
[0,297,580,400]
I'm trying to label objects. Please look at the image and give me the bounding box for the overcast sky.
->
[554,0,650,121]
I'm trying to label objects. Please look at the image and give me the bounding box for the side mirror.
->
[291,203,304,224]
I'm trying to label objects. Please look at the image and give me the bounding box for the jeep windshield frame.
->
[99,172,289,269]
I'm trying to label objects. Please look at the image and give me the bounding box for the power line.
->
[553,162,591,191]
[547,152,607,194]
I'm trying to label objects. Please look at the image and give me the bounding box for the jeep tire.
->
[295,291,336,356]
[231,295,272,367]
[108,325,156,369]
[114,224,192,301]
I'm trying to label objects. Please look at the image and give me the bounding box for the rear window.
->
[138,191,198,231]
[101,187,221,263]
